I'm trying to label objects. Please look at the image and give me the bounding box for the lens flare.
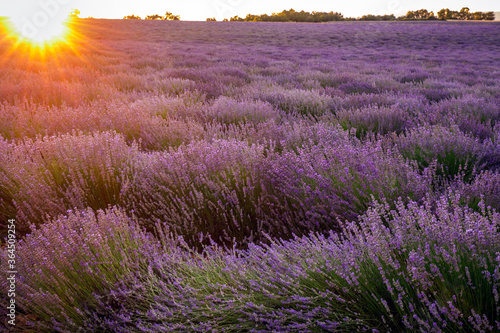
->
[6,13,71,47]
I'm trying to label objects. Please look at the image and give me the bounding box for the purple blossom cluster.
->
[2,193,498,331]
[0,19,500,331]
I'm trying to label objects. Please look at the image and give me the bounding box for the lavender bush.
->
[455,170,500,212]
[0,131,139,232]
[4,193,497,332]
[394,125,499,182]
[0,207,162,332]
[336,105,412,137]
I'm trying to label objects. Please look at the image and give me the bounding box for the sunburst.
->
[5,13,72,47]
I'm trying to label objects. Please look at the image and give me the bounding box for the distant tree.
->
[260,14,271,21]
[428,12,438,20]
[404,10,415,19]
[221,7,494,23]
[484,11,495,20]
[269,12,287,22]
[222,18,229,22]
[437,8,452,20]
[69,9,80,18]
[164,12,180,20]
[472,11,486,20]
[437,8,493,20]
[310,11,343,22]
[206,17,217,21]
[404,9,434,20]
[359,14,396,21]
[459,7,472,20]
[228,9,343,22]
[124,15,141,19]
[145,14,163,20]
[437,9,446,20]
[360,14,380,21]
[448,9,460,19]
[245,14,261,22]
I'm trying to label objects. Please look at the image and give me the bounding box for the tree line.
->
[224,9,343,22]
[120,7,495,22]
[435,8,494,20]
[204,7,495,22]
[124,12,180,20]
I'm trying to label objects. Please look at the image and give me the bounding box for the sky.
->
[1,0,499,22]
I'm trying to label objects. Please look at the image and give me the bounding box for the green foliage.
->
[404,9,436,20]
[164,12,180,21]
[128,12,180,21]
[145,14,163,20]
[359,14,396,21]
[437,8,494,20]
[224,7,493,22]
[123,15,141,20]
[2,208,159,331]
[230,9,343,22]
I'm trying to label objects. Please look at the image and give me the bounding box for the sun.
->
[6,13,72,47]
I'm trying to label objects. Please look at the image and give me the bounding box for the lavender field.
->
[1,19,500,331]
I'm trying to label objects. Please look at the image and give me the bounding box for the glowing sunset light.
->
[1,0,77,48]
[5,14,72,47]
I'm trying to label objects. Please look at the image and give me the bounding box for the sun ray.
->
[3,13,73,49]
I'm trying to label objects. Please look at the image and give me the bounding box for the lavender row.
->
[0,130,427,244]
[1,192,498,331]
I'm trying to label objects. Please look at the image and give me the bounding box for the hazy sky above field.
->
[1,0,499,22]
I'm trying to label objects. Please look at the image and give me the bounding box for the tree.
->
[437,8,493,21]
[485,11,495,20]
[206,17,217,21]
[124,15,141,19]
[359,14,396,21]
[473,11,486,20]
[449,10,460,19]
[404,10,415,19]
[437,8,459,20]
[437,8,448,20]
[145,14,163,20]
[226,9,343,22]
[245,14,261,22]
[427,12,437,20]
[459,7,472,20]
[404,9,434,20]
[69,9,80,18]
[164,12,180,20]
